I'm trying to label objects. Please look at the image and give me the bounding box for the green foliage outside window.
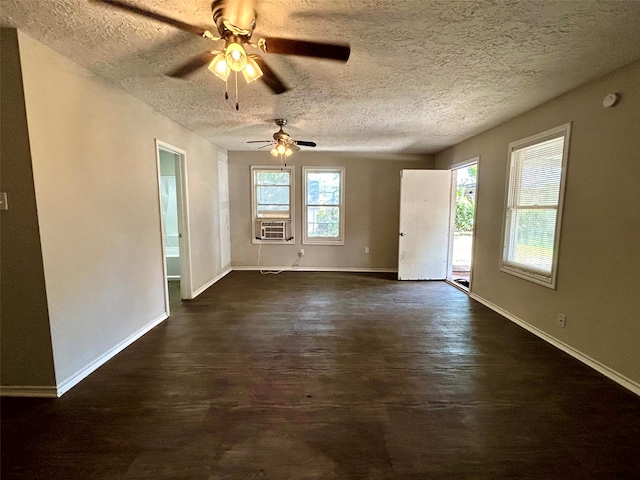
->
[454,165,476,233]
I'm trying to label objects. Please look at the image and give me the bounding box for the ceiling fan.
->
[248,119,316,165]
[93,0,351,108]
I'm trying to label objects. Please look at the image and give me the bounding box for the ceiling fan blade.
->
[295,140,317,147]
[261,37,350,62]
[252,57,289,94]
[166,52,215,78]
[257,144,274,149]
[247,140,272,143]
[92,0,208,36]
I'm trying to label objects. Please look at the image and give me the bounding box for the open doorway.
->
[447,158,478,291]
[156,141,191,313]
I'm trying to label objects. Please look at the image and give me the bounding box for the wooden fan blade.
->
[92,0,208,36]
[295,140,317,147]
[253,57,289,94]
[261,37,350,62]
[166,52,215,78]
[247,140,272,143]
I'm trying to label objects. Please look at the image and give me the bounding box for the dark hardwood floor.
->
[2,272,639,479]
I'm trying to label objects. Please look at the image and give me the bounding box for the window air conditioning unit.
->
[256,220,291,241]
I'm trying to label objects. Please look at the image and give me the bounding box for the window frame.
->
[251,165,294,245]
[499,123,571,289]
[302,166,345,245]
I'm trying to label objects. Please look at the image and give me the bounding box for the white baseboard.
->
[469,293,640,397]
[232,266,398,273]
[0,385,59,398]
[55,312,169,397]
[191,267,232,298]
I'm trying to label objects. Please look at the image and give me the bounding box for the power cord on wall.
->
[257,241,304,275]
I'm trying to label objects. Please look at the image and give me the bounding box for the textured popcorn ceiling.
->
[2,0,640,153]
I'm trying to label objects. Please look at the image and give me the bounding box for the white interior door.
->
[398,170,452,280]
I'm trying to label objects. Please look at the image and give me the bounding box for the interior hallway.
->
[2,272,639,479]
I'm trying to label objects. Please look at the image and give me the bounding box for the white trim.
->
[445,278,470,294]
[55,313,169,397]
[499,123,571,289]
[232,266,397,273]
[176,147,193,300]
[446,157,479,292]
[251,165,295,245]
[449,155,480,171]
[469,292,640,397]
[156,140,193,302]
[302,166,346,245]
[191,267,232,298]
[155,142,171,314]
[0,386,59,398]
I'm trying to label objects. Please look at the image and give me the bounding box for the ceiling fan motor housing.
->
[273,119,291,142]
[212,0,256,40]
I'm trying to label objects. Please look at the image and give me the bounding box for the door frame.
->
[155,139,193,312]
[446,156,480,292]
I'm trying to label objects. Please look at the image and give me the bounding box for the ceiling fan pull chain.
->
[235,72,240,111]
[224,75,229,100]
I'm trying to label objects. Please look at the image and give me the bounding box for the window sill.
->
[252,238,295,245]
[500,265,556,289]
[302,239,344,246]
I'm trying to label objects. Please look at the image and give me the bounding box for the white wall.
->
[16,31,230,390]
[436,60,640,391]
[229,152,433,270]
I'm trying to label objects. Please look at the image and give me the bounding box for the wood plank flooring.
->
[2,271,640,479]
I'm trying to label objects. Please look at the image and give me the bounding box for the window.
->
[303,167,345,245]
[251,166,293,243]
[500,123,571,288]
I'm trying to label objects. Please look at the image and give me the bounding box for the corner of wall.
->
[0,27,57,389]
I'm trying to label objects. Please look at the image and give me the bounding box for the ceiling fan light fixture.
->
[285,147,294,157]
[270,147,279,157]
[242,56,263,83]
[276,143,287,155]
[208,53,230,81]
[225,41,247,72]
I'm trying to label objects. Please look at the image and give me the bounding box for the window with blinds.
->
[500,123,571,288]
[253,167,292,219]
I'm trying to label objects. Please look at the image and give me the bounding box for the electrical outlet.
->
[299,249,304,257]
[558,314,566,328]
[365,247,370,254]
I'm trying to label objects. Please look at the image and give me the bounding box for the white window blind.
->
[253,168,292,219]
[501,124,571,288]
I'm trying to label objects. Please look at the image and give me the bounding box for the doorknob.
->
[399,232,405,236]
